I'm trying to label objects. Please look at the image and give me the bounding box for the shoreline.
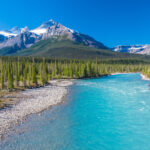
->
[141,74,150,81]
[111,72,136,75]
[111,72,150,81]
[0,79,74,140]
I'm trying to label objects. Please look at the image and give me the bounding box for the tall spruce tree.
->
[1,67,4,89]
[7,64,14,90]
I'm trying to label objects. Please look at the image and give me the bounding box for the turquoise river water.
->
[1,73,150,150]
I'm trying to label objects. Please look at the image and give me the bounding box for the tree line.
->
[0,56,149,90]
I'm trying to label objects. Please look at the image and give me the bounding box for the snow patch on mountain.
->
[30,28,48,35]
[0,31,17,38]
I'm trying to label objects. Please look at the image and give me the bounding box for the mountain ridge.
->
[113,45,150,55]
[1,19,150,57]
[0,19,108,55]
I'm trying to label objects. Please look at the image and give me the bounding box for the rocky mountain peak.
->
[21,26,29,33]
[10,26,21,34]
[38,19,58,29]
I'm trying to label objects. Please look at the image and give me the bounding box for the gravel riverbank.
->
[0,79,74,139]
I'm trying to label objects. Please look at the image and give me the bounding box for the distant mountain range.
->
[0,19,150,58]
[113,45,150,55]
[0,19,107,54]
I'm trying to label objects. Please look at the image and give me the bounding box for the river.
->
[1,73,150,150]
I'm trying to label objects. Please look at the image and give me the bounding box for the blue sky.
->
[0,0,150,47]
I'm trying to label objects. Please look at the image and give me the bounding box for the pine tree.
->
[28,63,32,87]
[23,64,28,87]
[32,63,37,85]
[83,65,88,77]
[40,63,48,85]
[7,64,14,90]
[1,67,4,89]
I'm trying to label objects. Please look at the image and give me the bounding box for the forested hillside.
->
[1,38,150,61]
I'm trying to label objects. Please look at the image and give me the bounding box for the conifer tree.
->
[1,67,4,89]
[32,64,37,85]
[83,65,88,77]
[32,58,37,85]
[7,64,14,90]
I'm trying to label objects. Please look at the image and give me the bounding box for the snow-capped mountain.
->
[113,45,150,55]
[0,32,41,50]
[10,26,21,34]
[0,19,107,51]
[31,19,75,41]
[0,26,29,41]
[31,19,74,36]
[0,26,40,50]
[0,30,17,38]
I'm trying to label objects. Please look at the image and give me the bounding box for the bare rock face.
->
[113,45,150,55]
[41,21,74,40]
[0,35,8,43]
[0,31,41,50]
[0,19,107,53]
[72,32,107,49]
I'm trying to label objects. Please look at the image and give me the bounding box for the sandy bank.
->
[111,72,133,75]
[111,72,150,81]
[141,74,150,81]
[0,79,74,139]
